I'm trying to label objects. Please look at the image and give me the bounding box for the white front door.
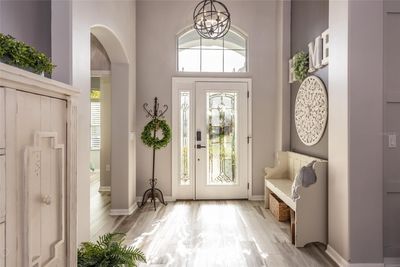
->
[195,82,248,199]
[172,79,250,200]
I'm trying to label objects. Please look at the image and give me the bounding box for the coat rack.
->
[140,97,168,210]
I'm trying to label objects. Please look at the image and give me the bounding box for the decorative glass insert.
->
[180,92,191,185]
[206,92,238,185]
[177,28,247,73]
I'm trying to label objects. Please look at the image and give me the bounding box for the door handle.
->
[41,195,52,205]
[196,144,206,149]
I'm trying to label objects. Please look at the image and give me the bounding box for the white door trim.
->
[171,77,253,200]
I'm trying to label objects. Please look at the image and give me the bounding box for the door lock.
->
[196,144,206,149]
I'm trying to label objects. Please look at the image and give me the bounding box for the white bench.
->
[264,151,328,247]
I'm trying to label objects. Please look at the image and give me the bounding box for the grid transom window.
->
[177,28,247,73]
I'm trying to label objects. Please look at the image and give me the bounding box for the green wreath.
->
[141,118,172,149]
[293,51,309,82]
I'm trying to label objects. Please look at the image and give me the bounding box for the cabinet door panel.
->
[10,91,67,267]
[0,88,4,149]
[0,156,4,223]
[0,223,4,267]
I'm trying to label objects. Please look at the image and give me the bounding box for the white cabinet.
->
[0,223,4,267]
[0,87,4,150]
[0,63,78,267]
[0,156,4,223]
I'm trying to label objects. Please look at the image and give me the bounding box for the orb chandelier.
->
[193,0,231,40]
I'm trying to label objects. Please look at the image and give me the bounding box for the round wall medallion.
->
[294,75,328,146]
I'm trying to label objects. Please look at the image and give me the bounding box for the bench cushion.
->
[266,179,296,211]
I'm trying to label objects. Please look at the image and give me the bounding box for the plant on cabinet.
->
[0,33,55,75]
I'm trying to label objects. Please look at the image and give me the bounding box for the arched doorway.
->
[89,25,131,240]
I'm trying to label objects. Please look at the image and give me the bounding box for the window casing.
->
[177,28,248,73]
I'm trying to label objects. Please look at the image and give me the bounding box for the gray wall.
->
[51,0,137,242]
[290,0,328,159]
[136,0,279,197]
[91,34,111,71]
[383,1,400,258]
[0,0,52,57]
[329,0,383,263]
[347,1,383,262]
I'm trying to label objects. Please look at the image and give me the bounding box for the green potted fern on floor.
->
[78,233,146,267]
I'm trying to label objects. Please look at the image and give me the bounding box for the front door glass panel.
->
[206,92,238,185]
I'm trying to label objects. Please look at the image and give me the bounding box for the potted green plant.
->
[77,233,146,267]
[0,33,56,75]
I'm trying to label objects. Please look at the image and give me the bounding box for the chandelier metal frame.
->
[193,0,231,40]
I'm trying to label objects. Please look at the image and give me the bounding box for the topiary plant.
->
[0,33,56,74]
[77,233,146,267]
[293,51,309,82]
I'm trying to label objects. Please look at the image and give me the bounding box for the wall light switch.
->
[106,164,111,172]
[389,134,397,148]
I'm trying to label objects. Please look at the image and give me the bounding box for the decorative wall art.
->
[294,75,328,146]
[289,29,329,83]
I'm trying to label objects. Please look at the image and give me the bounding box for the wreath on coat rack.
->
[141,118,171,150]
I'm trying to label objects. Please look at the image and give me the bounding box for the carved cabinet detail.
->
[24,132,66,266]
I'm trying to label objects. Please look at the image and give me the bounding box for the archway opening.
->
[89,25,130,240]
[89,33,112,240]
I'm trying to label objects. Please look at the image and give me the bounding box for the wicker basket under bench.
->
[264,151,328,247]
[269,193,290,222]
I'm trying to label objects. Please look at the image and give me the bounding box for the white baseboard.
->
[249,195,264,201]
[135,196,264,202]
[98,186,111,192]
[385,257,400,267]
[136,196,175,203]
[326,245,349,267]
[326,245,384,267]
[109,203,138,216]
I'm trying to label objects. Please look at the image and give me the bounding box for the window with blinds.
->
[91,102,101,150]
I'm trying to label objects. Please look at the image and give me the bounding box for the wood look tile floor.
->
[109,201,337,267]
[90,171,126,241]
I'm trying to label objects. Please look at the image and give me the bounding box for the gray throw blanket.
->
[291,160,317,201]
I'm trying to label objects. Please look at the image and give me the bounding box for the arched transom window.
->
[177,27,247,73]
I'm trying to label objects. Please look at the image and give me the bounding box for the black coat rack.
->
[140,97,168,210]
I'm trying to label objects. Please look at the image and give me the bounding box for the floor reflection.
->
[113,201,337,267]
